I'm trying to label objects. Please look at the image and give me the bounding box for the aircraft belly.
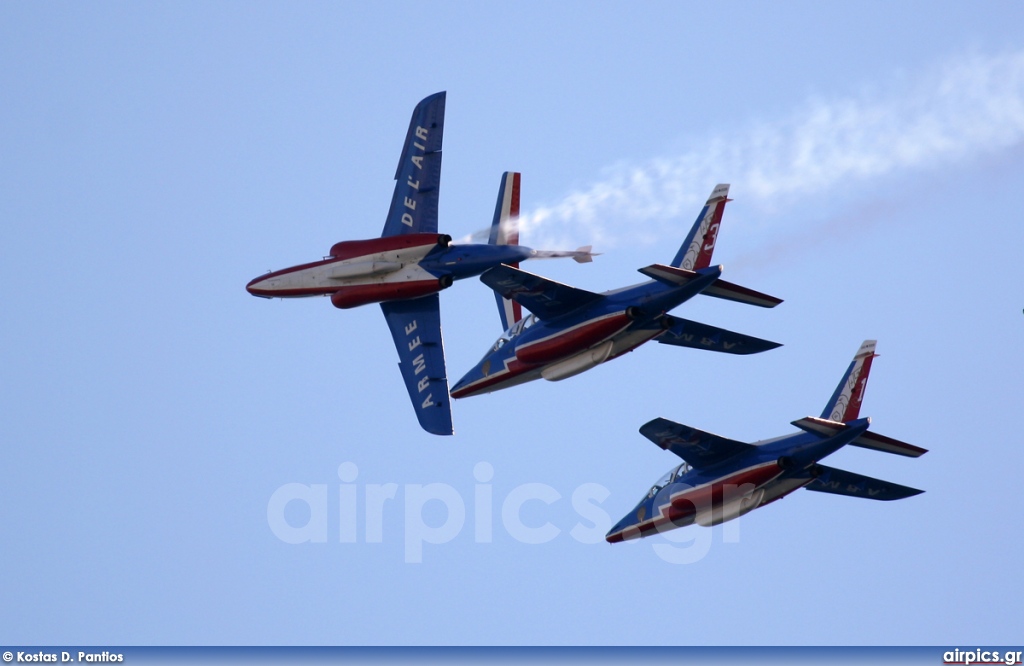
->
[328,243,436,276]
[259,263,432,294]
[694,488,765,527]
[607,329,664,359]
[251,265,337,296]
[610,464,784,542]
[451,363,544,398]
[327,263,433,287]
[326,260,402,279]
[249,241,439,297]
[479,367,545,393]
[613,511,696,542]
[540,340,614,382]
[755,476,813,508]
[329,267,446,309]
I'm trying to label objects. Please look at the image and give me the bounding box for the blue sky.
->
[2,2,1023,646]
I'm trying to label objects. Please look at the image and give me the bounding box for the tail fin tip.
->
[821,339,879,423]
[488,171,521,247]
[708,183,730,202]
[491,171,523,330]
[671,183,731,270]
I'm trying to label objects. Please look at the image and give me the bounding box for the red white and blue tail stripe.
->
[821,339,877,422]
[670,184,730,270]
[489,172,524,331]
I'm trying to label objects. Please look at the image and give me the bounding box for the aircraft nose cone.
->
[449,369,481,399]
[246,275,272,298]
[449,379,469,398]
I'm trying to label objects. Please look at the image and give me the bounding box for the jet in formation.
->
[450,184,783,399]
[246,92,592,435]
[246,92,923,539]
[606,340,927,542]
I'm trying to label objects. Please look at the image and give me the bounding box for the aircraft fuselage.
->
[605,419,872,542]
[246,233,533,309]
[450,267,722,398]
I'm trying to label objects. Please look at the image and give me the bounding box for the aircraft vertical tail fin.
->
[821,340,878,422]
[670,184,730,269]
[490,171,524,330]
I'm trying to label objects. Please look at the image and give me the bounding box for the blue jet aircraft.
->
[246,92,592,435]
[450,184,782,399]
[606,340,927,542]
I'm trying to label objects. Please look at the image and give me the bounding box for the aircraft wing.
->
[380,295,453,435]
[480,265,603,321]
[639,417,755,469]
[804,464,924,500]
[381,92,446,237]
[657,318,782,355]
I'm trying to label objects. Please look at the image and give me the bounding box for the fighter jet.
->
[246,92,592,435]
[606,340,927,542]
[450,184,782,399]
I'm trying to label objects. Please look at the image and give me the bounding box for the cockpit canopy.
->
[645,462,692,499]
[489,313,539,352]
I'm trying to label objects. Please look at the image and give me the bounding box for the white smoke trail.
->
[517,50,1024,249]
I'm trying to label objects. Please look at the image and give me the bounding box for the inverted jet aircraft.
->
[246,92,592,435]
[606,340,927,543]
[450,184,782,399]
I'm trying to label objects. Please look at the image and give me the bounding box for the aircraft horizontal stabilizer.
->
[639,263,712,286]
[804,464,924,501]
[791,416,927,457]
[639,417,754,469]
[639,264,781,308]
[573,245,595,263]
[702,278,783,308]
[657,318,782,355]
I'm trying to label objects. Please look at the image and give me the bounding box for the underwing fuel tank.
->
[540,340,615,381]
[694,488,766,526]
[328,233,450,260]
[330,275,454,309]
